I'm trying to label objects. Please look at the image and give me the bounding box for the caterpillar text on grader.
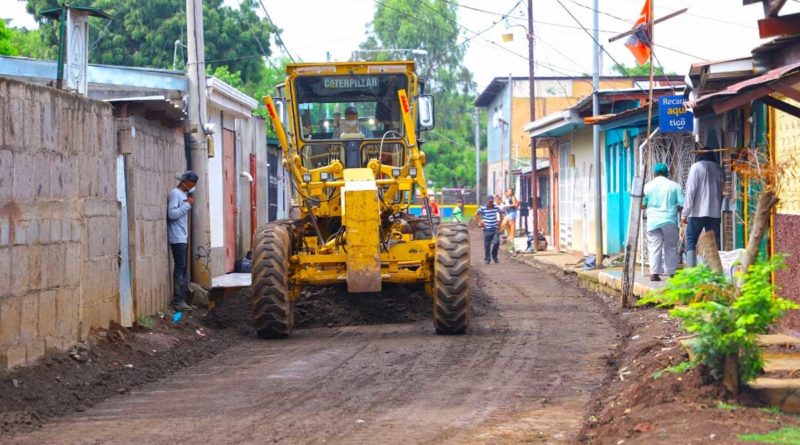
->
[254,60,471,338]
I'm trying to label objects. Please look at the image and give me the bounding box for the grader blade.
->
[342,169,382,293]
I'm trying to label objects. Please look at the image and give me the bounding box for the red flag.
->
[625,0,652,65]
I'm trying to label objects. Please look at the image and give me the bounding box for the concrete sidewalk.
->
[510,235,666,299]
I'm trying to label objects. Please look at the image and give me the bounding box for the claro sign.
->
[658,95,693,133]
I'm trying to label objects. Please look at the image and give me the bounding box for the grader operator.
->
[256,61,470,338]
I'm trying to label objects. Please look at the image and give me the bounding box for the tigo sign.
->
[658,95,693,133]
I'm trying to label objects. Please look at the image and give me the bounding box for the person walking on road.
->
[167,171,198,311]
[682,147,723,267]
[476,195,504,264]
[643,163,683,281]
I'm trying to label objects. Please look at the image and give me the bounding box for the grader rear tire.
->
[432,222,470,335]
[251,223,294,339]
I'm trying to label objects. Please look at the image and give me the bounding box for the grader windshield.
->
[294,74,408,169]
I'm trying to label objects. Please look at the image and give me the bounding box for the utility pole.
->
[186,0,212,288]
[507,72,513,192]
[592,0,604,265]
[474,108,481,206]
[528,0,539,251]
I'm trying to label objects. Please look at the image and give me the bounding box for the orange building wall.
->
[509,78,642,161]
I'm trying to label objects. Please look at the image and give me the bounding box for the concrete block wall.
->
[122,117,186,318]
[0,77,120,368]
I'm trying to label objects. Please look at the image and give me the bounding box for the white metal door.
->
[558,141,574,252]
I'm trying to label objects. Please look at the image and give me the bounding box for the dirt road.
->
[8,231,618,444]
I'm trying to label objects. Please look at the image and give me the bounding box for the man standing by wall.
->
[682,147,723,267]
[475,195,504,264]
[167,171,198,311]
[643,163,683,281]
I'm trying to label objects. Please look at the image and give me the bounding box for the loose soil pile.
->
[0,280,465,439]
[578,295,800,444]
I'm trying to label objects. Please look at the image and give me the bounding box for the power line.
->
[256,0,298,63]
[458,0,523,46]
[553,0,648,95]
[566,0,634,25]
[653,43,709,62]
[617,0,756,30]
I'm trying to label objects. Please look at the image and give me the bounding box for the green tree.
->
[611,62,677,77]
[24,0,272,83]
[0,20,18,56]
[361,0,479,189]
[8,27,53,59]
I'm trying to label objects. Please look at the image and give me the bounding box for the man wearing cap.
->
[167,171,198,311]
[681,147,723,267]
[475,195,504,264]
[642,163,683,281]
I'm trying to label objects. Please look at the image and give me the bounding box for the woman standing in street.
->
[502,189,520,250]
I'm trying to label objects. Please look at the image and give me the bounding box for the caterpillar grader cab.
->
[255,61,470,338]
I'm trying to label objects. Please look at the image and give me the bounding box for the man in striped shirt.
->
[476,195,504,264]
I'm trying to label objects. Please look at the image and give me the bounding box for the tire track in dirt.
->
[7,230,618,444]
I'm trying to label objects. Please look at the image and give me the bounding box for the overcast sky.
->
[4,0,794,93]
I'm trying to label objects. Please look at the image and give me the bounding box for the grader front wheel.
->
[251,223,294,338]
[432,222,471,335]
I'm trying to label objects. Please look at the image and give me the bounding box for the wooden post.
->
[741,189,779,272]
[697,230,723,273]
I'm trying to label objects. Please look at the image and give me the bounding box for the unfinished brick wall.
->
[0,77,119,368]
[120,117,186,318]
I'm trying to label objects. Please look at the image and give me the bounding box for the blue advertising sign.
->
[658,95,693,133]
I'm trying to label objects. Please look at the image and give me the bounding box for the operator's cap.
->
[345,106,358,116]
[654,163,669,176]
[181,171,199,182]
[486,194,494,201]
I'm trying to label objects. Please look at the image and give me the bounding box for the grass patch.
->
[761,406,785,416]
[136,315,156,330]
[740,427,800,444]
[717,401,743,411]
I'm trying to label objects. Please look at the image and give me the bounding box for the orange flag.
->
[625,0,652,65]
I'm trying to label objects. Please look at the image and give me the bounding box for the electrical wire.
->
[552,0,649,96]
[458,0,523,46]
[256,0,298,63]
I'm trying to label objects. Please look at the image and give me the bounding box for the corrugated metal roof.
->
[688,60,800,109]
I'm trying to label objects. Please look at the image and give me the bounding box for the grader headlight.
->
[409,167,418,178]
[302,173,312,183]
[391,168,401,178]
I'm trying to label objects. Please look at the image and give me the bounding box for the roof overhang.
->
[206,77,258,119]
[523,109,582,138]
[688,60,800,117]
[105,95,187,127]
[0,56,188,91]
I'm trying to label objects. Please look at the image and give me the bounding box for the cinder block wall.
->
[122,117,186,318]
[0,77,120,368]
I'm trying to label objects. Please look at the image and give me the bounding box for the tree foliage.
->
[639,256,798,383]
[24,0,272,83]
[361,0,480,190]
[7,26,52,59]
[612,62,676,77]
[0,20,18,56]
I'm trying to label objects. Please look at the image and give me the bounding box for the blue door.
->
[605,129,638,254]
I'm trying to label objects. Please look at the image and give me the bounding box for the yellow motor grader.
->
[255,61,470,338]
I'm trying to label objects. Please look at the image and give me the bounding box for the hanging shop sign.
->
[658,95,693,133]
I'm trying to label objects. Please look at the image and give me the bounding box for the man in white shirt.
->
[167,171,198,311]
[681,147,723,267]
